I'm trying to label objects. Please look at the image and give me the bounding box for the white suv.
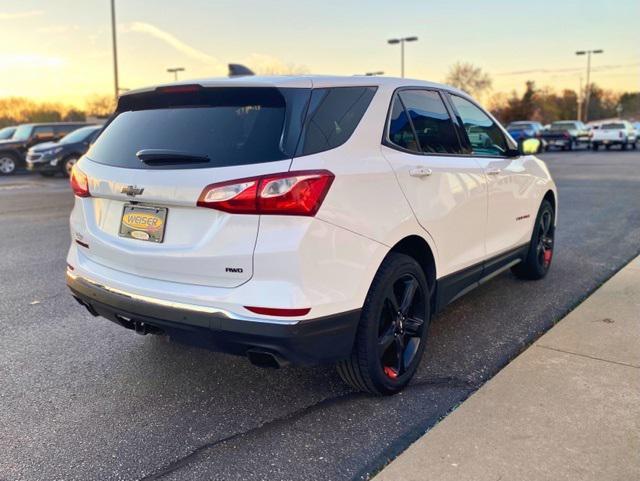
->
[67,76,557,395]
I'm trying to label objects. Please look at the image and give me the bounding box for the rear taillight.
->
[197,170,334,216]
[70,166,90,197]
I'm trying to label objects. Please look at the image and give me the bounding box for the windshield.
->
[60,126,100,144]
[601,123,625,130]
[0,127,16,140]
[12,125,32,141]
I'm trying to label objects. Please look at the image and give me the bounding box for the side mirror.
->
[521,138,542,155]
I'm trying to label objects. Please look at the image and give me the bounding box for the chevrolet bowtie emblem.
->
[121,185,144,197]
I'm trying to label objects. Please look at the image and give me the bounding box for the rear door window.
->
[387,94,420,153]
[396,90,462,154]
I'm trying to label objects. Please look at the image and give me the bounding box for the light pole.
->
[575,49,603,122]
[167,67,185,81]
[110,0,119,102]
[388,36,418,78]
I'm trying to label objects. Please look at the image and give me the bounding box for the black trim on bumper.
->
[67,272,361,366]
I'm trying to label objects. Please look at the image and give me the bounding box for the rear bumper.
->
[66,270,360,366]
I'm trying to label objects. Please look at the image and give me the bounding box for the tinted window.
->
[601,123,625,129]
[89,87,310,169]
[450,95,508,156]
[398,90,461,154]
[388,95,419,152]
[297,87,376,156]
[0,127,16,140]
[33,126,55,138]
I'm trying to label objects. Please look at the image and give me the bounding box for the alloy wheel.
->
[0,156,16,174]
[536,210,554,269]
[378,273,426,380]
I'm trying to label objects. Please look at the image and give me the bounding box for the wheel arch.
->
[388,235,437,296]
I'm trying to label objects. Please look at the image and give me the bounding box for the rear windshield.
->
[508,123,534,130]
[601,123,625,129]
[87,86,376,169]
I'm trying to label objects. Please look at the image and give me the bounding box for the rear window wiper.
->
[136,149,210,165]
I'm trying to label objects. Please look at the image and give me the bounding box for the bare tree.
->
[85,94,116,117]
[445,62,492,98]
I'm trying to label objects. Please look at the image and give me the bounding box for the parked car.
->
[591,121,638,150]
[541,120,590,150]
[0,122,91,175]
[26,125,102,177]
[0,126,17,140]
[506,121,547,152]
[66,76,557,395]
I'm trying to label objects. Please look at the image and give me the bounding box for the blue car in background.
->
[506,121,547,152]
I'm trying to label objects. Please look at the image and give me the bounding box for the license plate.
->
[553,140,565,146]
[119,205,168,243]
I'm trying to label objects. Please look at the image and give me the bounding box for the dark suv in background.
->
[26,125,102,177]
[0,122,90,175]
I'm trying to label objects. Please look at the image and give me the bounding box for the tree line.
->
[0,95,115,128]
[1,64,638,128]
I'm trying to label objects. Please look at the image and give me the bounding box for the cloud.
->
[0,54,65,70]
[0,10,44,20]
[124,22,223,68]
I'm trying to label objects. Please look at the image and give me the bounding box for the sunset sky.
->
[1,0,638,107]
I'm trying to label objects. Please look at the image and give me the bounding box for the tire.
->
[337,253,430,395]
[632,142,637,150]
[62,156,79,177]
[621,142,627,151]
[0,152,17,175]
[512,200,555,280]
[39,171,56,177]
[592,143,599,151]
[567,140,574,151]
[605,144,611,150]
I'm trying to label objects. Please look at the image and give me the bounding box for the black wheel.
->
[621,142,627,151]
[62,156,79,177]
[39,171,56,177]
[0,152,17,175]
[632,142,637,150]
[592,143,599,151]
[567,140,574,151]
[337,253,430,395]
[512,200,555,280]
[605,144,611,150]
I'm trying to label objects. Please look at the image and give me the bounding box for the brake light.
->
[197,170,334,216]
[156,84,202,94]
[70,166,90,197]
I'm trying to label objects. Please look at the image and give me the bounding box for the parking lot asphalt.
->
[1,149,639,481]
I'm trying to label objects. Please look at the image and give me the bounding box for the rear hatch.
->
[593,123,625,142]
[76,84,312,288]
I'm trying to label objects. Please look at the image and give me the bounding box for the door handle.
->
[486,168,502,176]
[409,167,433,178]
